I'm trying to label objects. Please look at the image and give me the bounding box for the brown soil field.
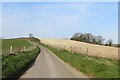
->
[40,39,119,60]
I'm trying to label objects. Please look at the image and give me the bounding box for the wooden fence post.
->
[64,46,65,51]
[18,46,20,52]
[79,47,81,53]
[70,46,72,52]
[87,48,88,53]
[74,47,76,54]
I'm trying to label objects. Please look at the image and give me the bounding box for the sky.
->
[1,0,119,2]
[2,2,118,43]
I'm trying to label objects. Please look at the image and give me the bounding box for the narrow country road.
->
[20,44,88,78]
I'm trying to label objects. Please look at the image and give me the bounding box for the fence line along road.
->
[40,39,119,60]
[3,44,36,55]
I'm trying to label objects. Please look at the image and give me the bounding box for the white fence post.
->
[10,46,13,54]
[24,46,26,52]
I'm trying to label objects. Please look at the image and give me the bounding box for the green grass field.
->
[42,44,119,78]
[2,38,34,55]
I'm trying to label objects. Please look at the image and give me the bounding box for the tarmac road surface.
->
[20,44,88,78]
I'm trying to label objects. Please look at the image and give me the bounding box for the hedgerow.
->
[2,47,40,79]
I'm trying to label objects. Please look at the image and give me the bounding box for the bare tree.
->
[96,36,105,45]
[91,36,97,44]
[107,39,113,46]
[73,32,82,38]
[71,32,82,41]
[84,33,93,43]
[29,33,34,38]
[71,32,105,45]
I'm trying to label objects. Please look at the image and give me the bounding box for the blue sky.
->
[2,2,118,43]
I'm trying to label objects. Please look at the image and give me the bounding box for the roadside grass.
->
[42,44,119,78]
[2,39,34,55]
[0,56,1,79]
[2,47,40,79]
[0,38,1,62]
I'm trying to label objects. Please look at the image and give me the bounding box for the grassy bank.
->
[42,44,119,78]
[2,47,40,79]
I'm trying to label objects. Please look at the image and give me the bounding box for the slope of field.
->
[40,39,119,60]
[2,39,34,55]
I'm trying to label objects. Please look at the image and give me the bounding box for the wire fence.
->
[41,39,119,60]
[3,45,36,56]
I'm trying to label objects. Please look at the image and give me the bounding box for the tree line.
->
[70,32,113,46]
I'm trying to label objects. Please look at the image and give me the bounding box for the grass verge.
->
[42,44,119,78]
[2,47,40,79]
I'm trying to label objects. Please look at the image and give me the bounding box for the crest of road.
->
[20,44,88,78]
